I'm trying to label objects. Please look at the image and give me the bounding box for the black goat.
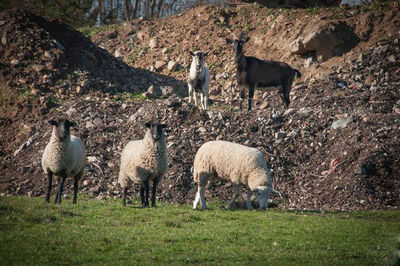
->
[226,35,301,111]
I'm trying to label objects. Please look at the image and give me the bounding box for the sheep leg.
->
[248,85,255,111]
[144,180,150,208]
[193,188,201,209]
[199,186,207,209]
[46,172,53,203]
[228,184,240,210]
[140,185,145,207]
[151,178,159,207]
[123,187,128,206]
[246,189,253,210]
[55,175,66,204]
[73,175,79,204]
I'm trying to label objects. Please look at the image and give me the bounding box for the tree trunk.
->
[125,0,133,20]
[149,0,156,18]
[133,0,140,18]
[156,0,163,18]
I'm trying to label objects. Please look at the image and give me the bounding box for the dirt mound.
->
[0,8,185,157]
[0,5,399,211]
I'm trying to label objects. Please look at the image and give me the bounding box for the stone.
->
[93,117,103,126]
[209,85,221,96]
[44,51,55,60]
[1,34,7,45]
[87,156,97,162]
[32,64,44,73]
[147,85,162,96]
[275,132,286,139]
[197,127,207,133]
[299,107,312,116]
[137,31,145,40]
[160,86,175,96]
[149,38,158,49]
[167,61,178,71]
[76,86,83,94]
[258,101,269,110]
[303,57,314,68]
[302,21,359,62]
[142,91,153,98]
[289,37,307,55]
[155,61,165,71]
[331,115,353,129]
[66,107,77,116]
[283,108,296,116]
[10,59,19,66]
[114,49,123,60]
[85,120,95,129]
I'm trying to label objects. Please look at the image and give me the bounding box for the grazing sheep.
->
[41,119,85,204]
[118,121,168,207]
[187,51,210,110]
[226,34,301,111]
[192,140,279,210]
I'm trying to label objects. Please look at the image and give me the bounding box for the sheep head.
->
[48,119,77,140]
[145,121,167,141]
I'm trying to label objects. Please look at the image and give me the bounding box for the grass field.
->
[0,196,399,265]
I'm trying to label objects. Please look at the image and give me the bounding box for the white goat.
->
[187,51,210,110]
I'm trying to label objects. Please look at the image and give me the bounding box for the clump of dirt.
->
[0,4,399,211]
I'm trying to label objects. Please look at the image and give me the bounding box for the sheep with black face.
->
[226,34,301,111]
[187,50,210,110]
[41,119,86,204]
[118,121,168,207]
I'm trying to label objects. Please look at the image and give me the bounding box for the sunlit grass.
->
[0,196,399,265]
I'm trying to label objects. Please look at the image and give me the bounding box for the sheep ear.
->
[161,124,167,128]
[244,36,250,43]
[225,38,233,44]
[189,51,194,57]
[145,121,152,128]
[204,52,209,57]
[48,120,58,126]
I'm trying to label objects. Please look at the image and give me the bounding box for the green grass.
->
[78,24,118,38]
[0,196,399,265]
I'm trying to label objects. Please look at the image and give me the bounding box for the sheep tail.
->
[294,69,302,79]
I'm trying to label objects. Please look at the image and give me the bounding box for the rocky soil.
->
[0,3,399,211]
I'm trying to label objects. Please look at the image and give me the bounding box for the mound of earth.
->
[0,4,399,211]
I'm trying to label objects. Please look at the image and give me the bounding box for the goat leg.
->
[239,87,246,111]
[248,85,255,111]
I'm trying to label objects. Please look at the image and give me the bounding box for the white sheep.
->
[192,140,279,210]
[118,121,168,207]
[187,51,210,110]
[41,119,85,204]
